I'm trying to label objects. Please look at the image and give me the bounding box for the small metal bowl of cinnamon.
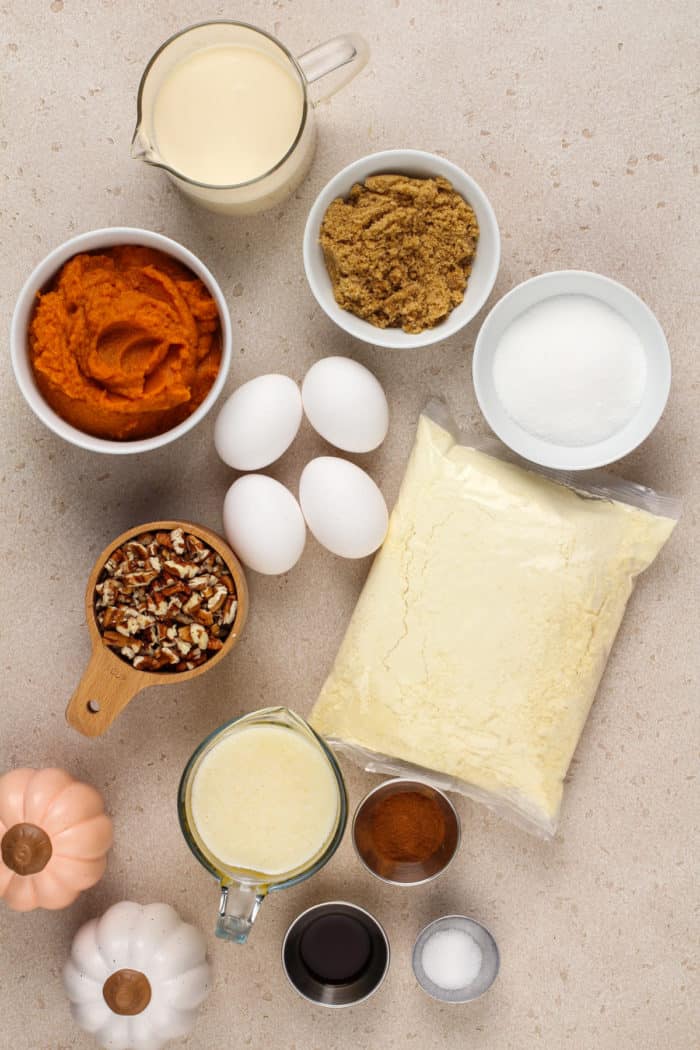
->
[352,778,461,886]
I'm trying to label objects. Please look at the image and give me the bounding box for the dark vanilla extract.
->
[299,913,373,984]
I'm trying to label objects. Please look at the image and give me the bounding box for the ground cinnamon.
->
[355,788,448,870]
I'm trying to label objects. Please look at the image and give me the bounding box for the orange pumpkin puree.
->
[29,245,222,441]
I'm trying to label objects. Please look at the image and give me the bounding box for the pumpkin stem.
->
[103,969,152,1016]
[1,823,52,875]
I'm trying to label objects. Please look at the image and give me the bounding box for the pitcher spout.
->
[130,125,156,163]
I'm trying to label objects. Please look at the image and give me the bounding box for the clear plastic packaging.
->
[310,401,680,837]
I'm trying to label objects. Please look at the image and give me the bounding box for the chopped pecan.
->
[158,647,180,667]
[124,541,149,560]
[123,569,159,588]
[207,585,229,612]
[171,528,186,555]
[163,557,199,580]
[189,574,218,591]
[101,607,120,628]
[103,630,127,647]
[98,579,120,606]
[157,581,188,598]
[186,533,208,559]
[95,527,238,673]
[183,594,202,615]
[124,612,155,634]
[190,624,209,650]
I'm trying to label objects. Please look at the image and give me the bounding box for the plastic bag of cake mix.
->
[310,401,680,836]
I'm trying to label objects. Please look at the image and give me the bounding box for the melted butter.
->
[191,724,339,876]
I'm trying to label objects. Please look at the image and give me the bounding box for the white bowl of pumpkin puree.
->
[11,227,231,453]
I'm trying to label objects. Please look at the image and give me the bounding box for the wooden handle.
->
[66,645,148,737]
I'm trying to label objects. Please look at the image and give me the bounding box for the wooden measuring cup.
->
[66,520,248,737]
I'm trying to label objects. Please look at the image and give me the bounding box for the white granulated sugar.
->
[493,294,647,446]
[420,927,483,991]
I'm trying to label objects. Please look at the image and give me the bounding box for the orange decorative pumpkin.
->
[0,767,113,911]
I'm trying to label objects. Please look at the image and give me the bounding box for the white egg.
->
[214,374,302,470]
[299,457,388,559]
[223,475,306,575]
[301,356,389,453]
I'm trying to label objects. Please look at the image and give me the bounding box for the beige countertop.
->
[1,1,698,1048]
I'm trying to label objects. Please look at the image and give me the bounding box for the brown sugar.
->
[319,174,479,334]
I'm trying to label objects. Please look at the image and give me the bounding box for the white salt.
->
[493,294,647,446]
[420,927,483,990]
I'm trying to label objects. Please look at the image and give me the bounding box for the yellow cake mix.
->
[311,408,679,835]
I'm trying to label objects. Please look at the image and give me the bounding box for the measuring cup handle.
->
[297,34,369,102]
[65,646,145,737]
[216,883,267,943]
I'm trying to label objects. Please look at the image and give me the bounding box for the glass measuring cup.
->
[132,21,369,214]
[178,707,347,943]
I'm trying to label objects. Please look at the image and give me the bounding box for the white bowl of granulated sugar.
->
[472,270,671,470]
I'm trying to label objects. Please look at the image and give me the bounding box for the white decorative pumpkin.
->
[63,901,211,1050]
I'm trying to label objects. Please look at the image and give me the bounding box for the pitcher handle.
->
[297,34,369,103]
[216,883,266,943]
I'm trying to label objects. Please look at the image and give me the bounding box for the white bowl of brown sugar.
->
[303,149,500,349]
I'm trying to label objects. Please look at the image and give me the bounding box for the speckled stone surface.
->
[1,2,698,1048]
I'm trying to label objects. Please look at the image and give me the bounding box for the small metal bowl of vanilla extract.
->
[352,778,461,886]
[282,901,390,1008]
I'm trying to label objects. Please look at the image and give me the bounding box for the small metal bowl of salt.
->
[412,915,500,1003]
